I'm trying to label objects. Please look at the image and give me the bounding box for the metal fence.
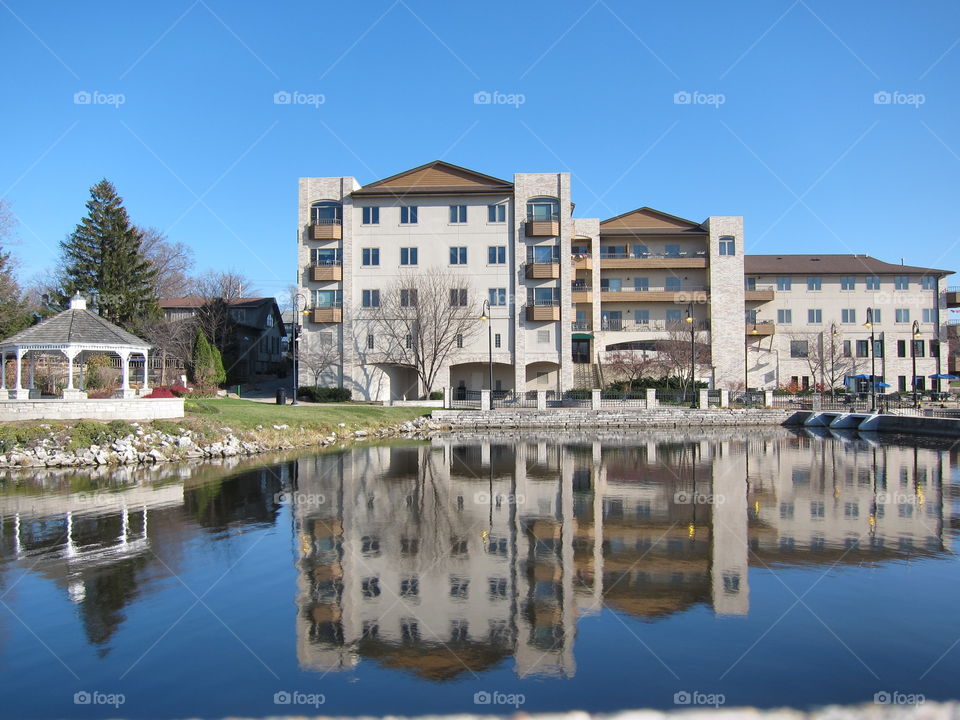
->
[491,390,537,409]
[655,389,697,406]
[450,389,482,409]
[729,391,765,408]
[770,394,813,409]
[600,391,648,408]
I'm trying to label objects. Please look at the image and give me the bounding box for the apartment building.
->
[297,161,954,399]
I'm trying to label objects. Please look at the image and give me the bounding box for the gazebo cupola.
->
[0,294,151,400]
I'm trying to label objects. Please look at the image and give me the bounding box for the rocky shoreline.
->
[0,415,442,469]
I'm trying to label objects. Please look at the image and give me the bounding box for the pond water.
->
[0,428,958,719]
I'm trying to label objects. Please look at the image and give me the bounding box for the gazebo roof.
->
[0,296,149,350]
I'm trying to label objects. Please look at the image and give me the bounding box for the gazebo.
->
[0,295,150,400]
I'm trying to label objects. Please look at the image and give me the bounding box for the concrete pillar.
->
[591,388,601,410]
[536,390,547,410]
[0,352,8,400]
[10,349,29,399]
[114,351,136,399]
[142,350,150,392]
[811,393,822,411]
[28,355,35,389]
[480,389,491,411]
[720,389,729,408]
[764,390,774,407]
[61,348,86,399]
[698,389,709,409]
[646,388,657,408]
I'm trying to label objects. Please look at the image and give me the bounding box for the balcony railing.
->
[310,305,343,323]
[571,285,592,303]
[947,287,960,308]
[600,284,707,293]
[310,261,343,282]
[598,319,710,332]
[572,321,591,331]
[309,218,342,240]
[746,320,775,336]
[525,261,561,279]
[600,250,706,260]
[525,219,560,237]
[526,303,560,322]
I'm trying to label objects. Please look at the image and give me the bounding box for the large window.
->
[777,277,792,291]
[866,276,880,290]
[449,205,467,223]
[841,309,856,324]
[311,248,341,266]
[400,247,418,266]
[790,340,808,358]
[531,287,558,306]
[895,308,910,323]
[311,201,342,225]
[921,275,936,290]
[362,289,380,308]
[488,288,507,306]
[530,245,560,263]
[665,277,681,291]
[719,236,735,255]
[666,309,683,324]
[450,247,467,265]
[526,198,559,221]
[361,206,379,225]
[807,276,822,291]
[450,289,468,307]
[777,309,792,324]
[487,204,506,222]
[808,309,822,324]
[895,275,910,290]
[634,277,649,291]
[840,276,856,290]
[856,340,869,358]
[361,248,379,266]
[400,289,417,307]
[400,206,418,224]
[488,246,506,264]
[313,289,342,307]
[922,308,936,323]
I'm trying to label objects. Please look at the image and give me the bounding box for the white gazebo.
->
[0,295,150,400]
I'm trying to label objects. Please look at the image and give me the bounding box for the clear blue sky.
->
[2,0,959,298]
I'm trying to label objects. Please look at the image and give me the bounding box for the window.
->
[531,245,559,263]
[930,339,940,357]
[807,276,822,291]
[531,287,558,305]
[311,247,341,266]
[921,276,936,290]
[634,277,649,291]
[488,288,506,306]
[318,331,333,346]
[840,276,856,290]
[400,247,418,266]
[635,309,650,324]
[808,309,822,324]
[895,308,910,323]
[361,248,379,266]
[841,309,856,324]
[537,330,550,344]
[366,334,374,350]
[600,278,622,293]
[400,577,419,598]
[719,236,735,255]
[494,333,501,348]
[842,340,852,357]
[874,339,884,357]
[405,334,413,349]
[362,289,380,308]
[488,246,506,264]
[856,340,869,358]
[400,206,418,224]
[362,206,379,225]
[869,309,881,324]
[400,289,417,307]
[745,277,757,291]
[777,309,792,324]
[449,205,467,223]
[455,334,464,348]
[894,275,909,290]
[310,201,342,224]
[666,309,682,324]
[912,340,925,357]
[450,289,468,307]
[487,204,506,222]
[866,276,880,290]
[745,309,758,323]
[922,308,936,323]
[632,244,649,257]
[665,244,681,257]
[777,276,792,291]
[313,289,342,307]
[450,247,467,265]
[897,340,907,358]
[527,198,559,221]
[665,277,681,291]
[790,340,809,358]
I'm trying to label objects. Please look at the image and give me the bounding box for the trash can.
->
[276,388,286,405]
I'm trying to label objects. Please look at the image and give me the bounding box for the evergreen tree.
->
[191,327,216,386]
[211,345,227,385]
[60,179,159,328]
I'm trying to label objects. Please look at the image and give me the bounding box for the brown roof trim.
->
[600,206,704,229]
[600,228,708,237]
[158,296,273,308]
[351,185,513,197]
[353,160,513,196]
[744,254,953,276]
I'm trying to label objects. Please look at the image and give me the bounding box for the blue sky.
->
[2,0,959,298]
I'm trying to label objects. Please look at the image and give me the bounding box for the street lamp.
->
[480,300,493,394]
[291,293,307,405]
[830,323,838,402]
[864,308,876,413]
[686,303,696,408]
[911,319,921,409]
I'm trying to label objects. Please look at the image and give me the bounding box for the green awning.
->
[572,333,593,340]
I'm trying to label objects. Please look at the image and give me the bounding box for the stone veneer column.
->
[705,217,746,389]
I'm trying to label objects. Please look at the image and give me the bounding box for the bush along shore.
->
[0,412,440,469]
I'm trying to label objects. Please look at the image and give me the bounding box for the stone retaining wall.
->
[432,409,791,429]
[0,398,184,421]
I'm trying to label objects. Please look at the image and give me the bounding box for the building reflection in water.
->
[292,429,952,679]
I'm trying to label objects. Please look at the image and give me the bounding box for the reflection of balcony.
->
[571,285,592,304]
[311,306,343,323]
[599,287,708,303]
[310,220,342,240]
[745,286,775,301]
[526,219,560,237]
[599,251,707,270]
[527,304,560,322]
[948,320,960,338]
[746,321,775,336]
[525,262,560,279]
[572,254,592,270]
[310,263,342,282]
[947,287,960,308]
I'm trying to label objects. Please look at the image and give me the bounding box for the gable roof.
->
[0,308,148,348]
[158,296,272,309]
[600,207,706,235]
[744,254,953,276]
[351,160,514,197]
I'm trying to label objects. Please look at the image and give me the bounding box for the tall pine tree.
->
[60,179,159,328]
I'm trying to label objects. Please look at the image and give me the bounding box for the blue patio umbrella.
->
[875,382,891,388]
[851,374,872,379]
[929,373,959,380]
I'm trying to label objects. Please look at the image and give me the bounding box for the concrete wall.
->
[0,398,184,421]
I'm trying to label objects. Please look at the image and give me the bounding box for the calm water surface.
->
[1,428,958,719]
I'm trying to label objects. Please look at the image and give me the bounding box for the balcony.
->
[572,254,592,271]
[746,321,775,336]
[525,262,560,279]
[744,285,775,302]
[310,263,342,282]
[948,319,960,338]
[310,306,343,323]
[599,250,707,270]
[525,219,560,237]
[947,286,960,308]
[572,321,591,331]
[571,285,592,304]
[599,286,708,303]
[950,355,960,374]
[527,303,560,322]
[309,219,342,240]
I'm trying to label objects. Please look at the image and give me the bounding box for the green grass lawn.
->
[184,398,431,432]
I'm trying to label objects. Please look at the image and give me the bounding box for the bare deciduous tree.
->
[299,331,340,386]
[791,331,857,392]
[604,349,657,387]
[139,227,195,298]
[190,270,258,349]
[130,314,197,386]
[653,324,711,393]
[358,268,479,396]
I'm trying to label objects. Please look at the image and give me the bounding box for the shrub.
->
[84,354,113,390]
[192,329,226,386]
[297,386,351,403]
[429,390,444,400]
[145,387,176,398]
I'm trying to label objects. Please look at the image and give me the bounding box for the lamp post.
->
[830,323,838,402]
[686,303,696,408]
[291,293,307,406]
[911,319,921,409]
[480,300,493,394]
[864,307,876,413]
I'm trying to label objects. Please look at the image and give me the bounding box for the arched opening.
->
[310,201,342,225]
